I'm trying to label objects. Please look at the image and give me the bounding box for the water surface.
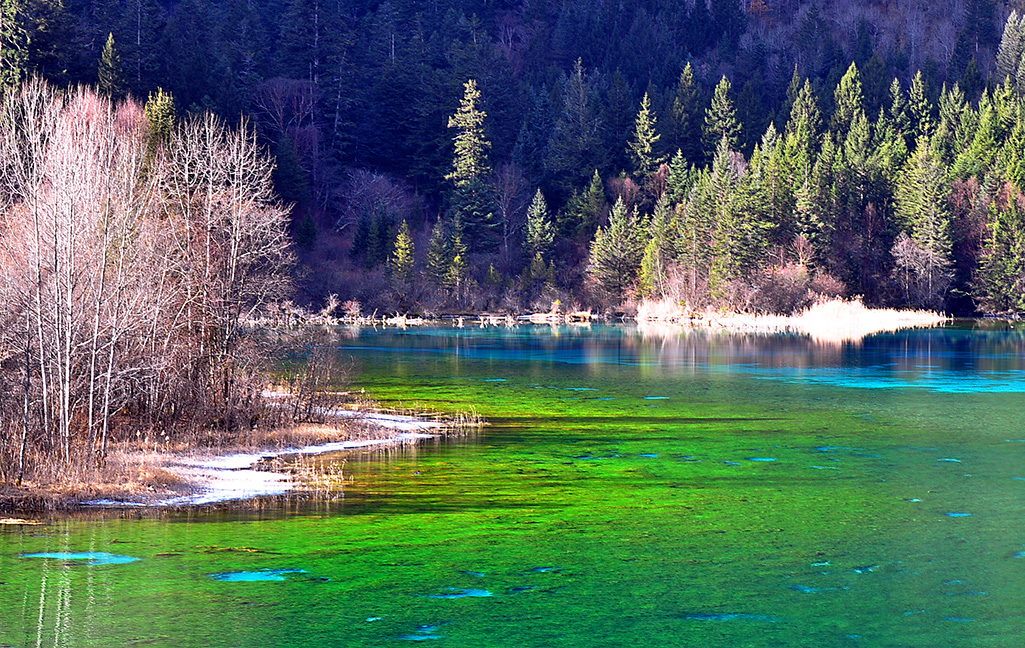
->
[2,323,1025,647]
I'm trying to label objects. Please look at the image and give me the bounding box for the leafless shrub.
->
[0,80,294,488]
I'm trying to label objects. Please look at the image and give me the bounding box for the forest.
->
[2,0,1025,490]
[5,0,1025,317]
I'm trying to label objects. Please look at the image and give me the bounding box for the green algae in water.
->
[3,324,1025,647]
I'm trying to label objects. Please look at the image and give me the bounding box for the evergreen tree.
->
[996,10,1024,85]
[887,77,912,145]
[425,219,451,286]
[977,195,1025,313]
[831,62,865,140]
[628,92,666,180]
[589,196,645,296]
[514,85,556,188]
[546,59,603,192]
[559,169,607,241]
[447,78,491,185]
[0,0,27,96]
[783,79,821,189]
[668,62,702,163]
[144,86,175,157]
[704,75,741,154]
[526,189,555,260]
[907,71,934,139]
[894,137,953,306]
[447,78,499,250]
[98,32,125,98]
[448,229,469,291]
[638,193,674,298]
[391,220,415,283]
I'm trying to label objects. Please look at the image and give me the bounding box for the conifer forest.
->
[2,0,1025,321]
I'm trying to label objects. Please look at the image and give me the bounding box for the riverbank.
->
[0,407,475,513]
[636,297,950,343]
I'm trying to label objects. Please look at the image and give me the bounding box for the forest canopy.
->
[1,0,1025,318]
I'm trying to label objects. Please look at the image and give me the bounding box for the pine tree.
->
[546,59,603,191]
[447,78,490,185]
[887,77,912,145]
[589,197,645,296]
[447,79,499,251]
[907,71,934,139]
[0,0,28,97]
[98,32,126,98]
[391,220,415,283]
[894,137,952,306]
[996,10,1024,85]
[638,193,675,298]
[831,62,865,140]
[448,230,469,290]
[977,196,1025,313]
[559,170,607,240]
[704,75,741,154]
[669,62,702,162]
[426,219,451,286]
[526,189,554,260]
[144,87,175,141]
[628,92,666,180]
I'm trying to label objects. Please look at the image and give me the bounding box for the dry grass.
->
[636,297,949,344]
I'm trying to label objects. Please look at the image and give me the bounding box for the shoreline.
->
[0,410,456,514]
[93,410,446,508]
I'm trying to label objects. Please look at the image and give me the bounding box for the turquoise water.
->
[2,323,1025,647]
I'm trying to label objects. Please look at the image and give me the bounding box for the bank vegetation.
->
[0,79,293,494]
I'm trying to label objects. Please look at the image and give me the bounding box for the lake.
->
[2,322,1025,647]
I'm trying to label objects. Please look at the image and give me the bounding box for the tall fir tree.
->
[589,196,645,296]
[907,71,934,139]
[391,220,416,283]
[526,189,555,260]
[98,32,126,97]
[703,75,741,154]
[669,62,702,163]
[894,137,953,306]
[831,62,865,141]
[447,78,499,251]
[628,91,666,180]
[0,0,27,96]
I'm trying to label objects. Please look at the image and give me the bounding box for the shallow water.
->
[2,322,1025,647]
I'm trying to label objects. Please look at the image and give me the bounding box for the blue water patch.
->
[21,552,140,565]
[531,566,560,573]
[938,458,962,463]
[746,457,777,462]
[723,461,742,466]
[563,387,597,392]
[904,498,922,502]
[423,587,492,599]
[209,569,307,582]
[1013,551,1025,558]
[790,585,834,593]
[481,378,507,382]
[508,586,537,593]
[398,626,443,641]
[643,396,669,400]
[638,453,659,458]
[943,617,974,623]
[682,613,777,622]
[459,570,486,578]
[945,512,971,518]
[852,564,878,574]
[809,465,838,470]
[586,397,615,401]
